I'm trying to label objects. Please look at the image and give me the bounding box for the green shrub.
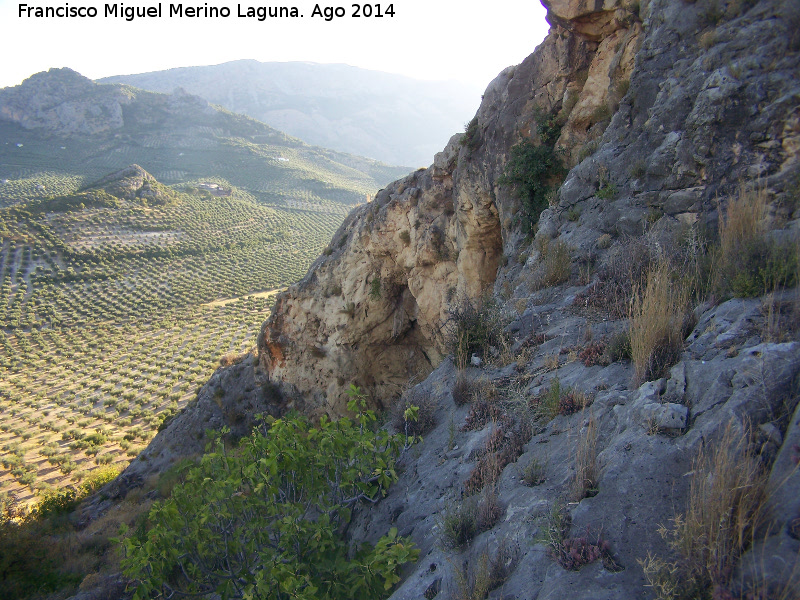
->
[461,117,482,155]
[369,276,382,300]
[120,392,417,600]
[499,114,566,231]
[606,331,632,362]
[79,466,119,496]
[534,377,564,421]
[33,487,80,519]
[0,513,83,599]
[597,182,618,200]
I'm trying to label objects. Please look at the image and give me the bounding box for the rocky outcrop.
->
[0,68,130,135]
[258,0,800,417]
[543,0,800,258]
[258,148,471,416]
[256,0,642,415]
[0,68,222,138]
[88,164,177,205]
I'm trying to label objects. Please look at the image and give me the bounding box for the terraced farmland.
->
[0,184,346,507]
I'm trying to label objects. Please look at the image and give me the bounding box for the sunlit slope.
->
[0,68,409,207]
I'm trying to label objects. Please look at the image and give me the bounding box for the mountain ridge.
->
[0,67,410,206]
[98,60,481,167]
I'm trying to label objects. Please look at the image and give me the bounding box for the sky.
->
[0,0,549,90]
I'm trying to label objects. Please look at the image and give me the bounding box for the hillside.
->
[0,161,353,506]
[129,0,800,598]
[3,0,800,599]
[99,60,481,167]
[0,68,409,208]
[0,70,412,507]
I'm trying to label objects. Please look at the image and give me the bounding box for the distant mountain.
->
[0,68,409,206]
[99,60,481,167]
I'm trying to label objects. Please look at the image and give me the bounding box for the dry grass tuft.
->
[572,415,599,500]
[391,387,437,437]
[641,421,771,599]
[452,371,475,406]
[715,184,798,298]
[575,237,652,318]
[629,261,689,383]
[719,184,770,266]
[464,422,532,495]
[452,541,519,600]
[219,347,255,367]
[532,238,572,290]
[476,486,503,532]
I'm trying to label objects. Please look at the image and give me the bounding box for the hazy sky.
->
[0,0,549,90]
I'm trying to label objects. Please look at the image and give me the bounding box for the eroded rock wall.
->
[258,0,645,415]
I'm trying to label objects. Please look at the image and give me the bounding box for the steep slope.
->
[255,0,644,415]
[256,0,800,416]
[105,0,800,598]
[99,61,481,167]
[249,0,800,597]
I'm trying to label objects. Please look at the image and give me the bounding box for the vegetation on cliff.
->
[121,389,419,599]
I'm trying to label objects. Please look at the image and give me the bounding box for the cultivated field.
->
[0,186,346,507]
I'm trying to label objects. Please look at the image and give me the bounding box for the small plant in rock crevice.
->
[531,238,572,290]
[452,371,475,406]
[572,416,599,500]
[440,499,478,550]
[464,422,532,495]
[369,276,382,300]
[452,541,519,600]
[532,377,591,421]
[461,117,482,156]
[391,387,437,437]
[519,456,546,486]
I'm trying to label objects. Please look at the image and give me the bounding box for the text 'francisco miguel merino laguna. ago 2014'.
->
[17,2,395,20]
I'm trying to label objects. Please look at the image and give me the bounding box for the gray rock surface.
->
[344,296,800,600]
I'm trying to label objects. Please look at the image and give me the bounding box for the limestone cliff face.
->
[257,0,642,414]
[258,159,467,416]
[259,0,799,418]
